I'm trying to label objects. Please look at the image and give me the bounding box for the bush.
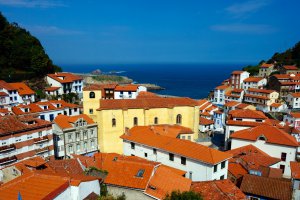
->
[163,190,203,200]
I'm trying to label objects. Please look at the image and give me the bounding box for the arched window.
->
[89,92,95,98]
[176,114,182,124]
[112,118,116,127]
[154,117,158,125]
[133,117,138,126]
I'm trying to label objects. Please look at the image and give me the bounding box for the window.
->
[188,136,191,140]
[214,164,218,173]
[131,142,135,149]
[169,153,174,161]
[153,148,157,155]
[220,175,224,180]
[76,143,80,151]
[230,130,234,135]
[83,131,87,138]
[90,129,94,136]
[89,92,95,98]
[154,117,158,124]
[256,119,263,122]
[182,136,186,140]
[50,114,54,121]
[181,157,186,165]
[281,152,287,161]
[89,109,93,114]
[38,131,42,137]
[91,140,95,147]
[84,142,87,150]
[221,161,226,169]
[133,117,138,126]
[136,169,145,177]
[176,114,182,124]
[189,172,192,180]
[76,132,80,140]
[69,145,73,153]
[280,165,285,173]
[144,153,148,157]
[112,118,116,127]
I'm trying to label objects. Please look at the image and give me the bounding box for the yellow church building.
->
[83,85,200,153]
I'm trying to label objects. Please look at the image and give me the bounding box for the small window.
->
[181,157,186,165]
[112,118,116,127]
[188,136,191,140]
[176,114,182,124]
[220,175,224,180]
[89,109,93,114]
[280,165,285,173]
[214,164,218,173]
[281,152,287,161]
[136,169,145,177]
[144,153,148,157]
[131,142,135,150]
[38,131,42,137]
[153,148,157,155]
[189,172,192,179]
[256,119,263,122]
[221,161,226,169]
[89,92,95,98]
[133,117,138,126]
[154,117,158,125]
[169,153,174,161]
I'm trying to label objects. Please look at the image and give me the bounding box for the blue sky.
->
[1,0,300,65]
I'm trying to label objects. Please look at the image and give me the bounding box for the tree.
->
[163,190,203,200]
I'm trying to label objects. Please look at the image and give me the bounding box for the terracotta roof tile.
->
[260,63,274,68]
[231,71,245,75]
[54,114,95,129]
[283,65,298,70]
[199,117,214,125]
[0,80,15,91]
[215,85,231,90]
[247,88,275,94]
[0,91,8,96]
[244,93,270,100]
[115,84,139,91]
[121,127,232,165]
[44,86,60,91]
[290,92,300,98]
[228,162,248,178]
[9,82,35,96]
[224,101,240,107]
[291,112,300,118]
[243,77,264,83]
[97,97,198,110]
[235,103,253,109]
[230,125,299,147]
[226,120,269,127]
[145,165,191,200]
[290,161,300,179]
[270,103,282,108]
[240,174,292,200]
[83,83,118,91]
[228,109,267,119]
[137,91,160,99]
[191,179,246,200]
[47,73,82,83]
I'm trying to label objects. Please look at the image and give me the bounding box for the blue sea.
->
[62,63,247,99]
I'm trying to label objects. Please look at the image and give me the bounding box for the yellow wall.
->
[83,90,199,153]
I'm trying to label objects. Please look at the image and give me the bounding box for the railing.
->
[0,144,16,153]
[35,147,49,154]
[0,156,17,165]
[34,136,49,144]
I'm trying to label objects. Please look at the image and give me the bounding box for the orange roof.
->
[137,91,160,99]
[224,101,240,107]
[0,91,8,96]
[121,128,232,165]
[144,165,192,200]
[273,74,291,79]
[230,125,299,147]
[0,108,9,114]
[244,93,270,100]
[46,159,84,175]
[228,162,248,178]
[0,80,15,91]
[47,73,82,83]
[231,71,245,75]
[44,86,60,91]
[115,84,139,91]
[270,103,282,108]
[0,172,70,200]
[0,115,52,136]
[226,120,270,127]
[10,82,35,96]
[260,63,274,68]
[243,77,264,83]
[235,103,253,109]
[191,179,246,200]
[290,161,300,179]
[201,111,211,117]
[12,100,79,115]
[247,88,275,94]
[83,83,117,91]
[228,109,267,119]
[97,97,198,110]
[215,85,230,90]
[197,99,208,106]
[290,92,300,98]
[54,114,95,129]
[291,112,300,118]
[199,117,214,125]
[283,65,298,70]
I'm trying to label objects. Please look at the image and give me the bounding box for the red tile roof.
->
[231,71,245,75]
[247,88,275,94]
[228,162,248,179]
[224,101,240,107]
[145,165,191,200]
[83,83,117,91]
[244,93,270,100]
[290,92,300,98]
[121,128,232,165]
[283,65,298,70]
[243,77,264,83]
[290,161,300,179]
[228,109,267,119]
[230,125,299,147]
[45,86,61,91]
[10,82,35,96]
[191,179,246,200]
[97,97,198,110]
[47,73,82,83]
[46,159,84,175]
[54,114,95,129]
[0,115,52,136]
[236,103,253,109]
[226,120,269,127]
[290,112,300,118]
[260,63,274,68]
[137,91,160,99]
[240,174,292,200]
[0,80,15,91]
[270,103,282,108]
[0,91,8,96]
[115,84,139,91]
[215,85,230,90]
[199,117,214,125]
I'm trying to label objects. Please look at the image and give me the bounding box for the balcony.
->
[35,147,49,155]
[0,144,16,153]
[0,156,17,165]
[34,136,49,144]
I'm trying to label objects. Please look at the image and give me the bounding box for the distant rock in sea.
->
[91,69,102,75]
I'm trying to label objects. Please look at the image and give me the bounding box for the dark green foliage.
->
[0,12,62,82]
[61,93,79,103]
[163,190,203,200]
[242,65,259,75]
[268,41,300,67]
[100,184,108,197]
[269,70,280,76]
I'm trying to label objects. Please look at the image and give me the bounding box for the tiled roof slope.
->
[54,114,95,129]
[228,109,267,119]
[230,125,299,147]
[121,127,232,165]
[243,77,264,82]
[98,97,198,110]
[290,161,300,179]
[240,174,292,200]
[47,73,82,83]
[10,82,35,96]
[191,179,246,200]
[0,80,15,91]
[199,117,214,125]
[115,84,139,91]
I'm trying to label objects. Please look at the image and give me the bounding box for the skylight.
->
[136,169,145,178]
